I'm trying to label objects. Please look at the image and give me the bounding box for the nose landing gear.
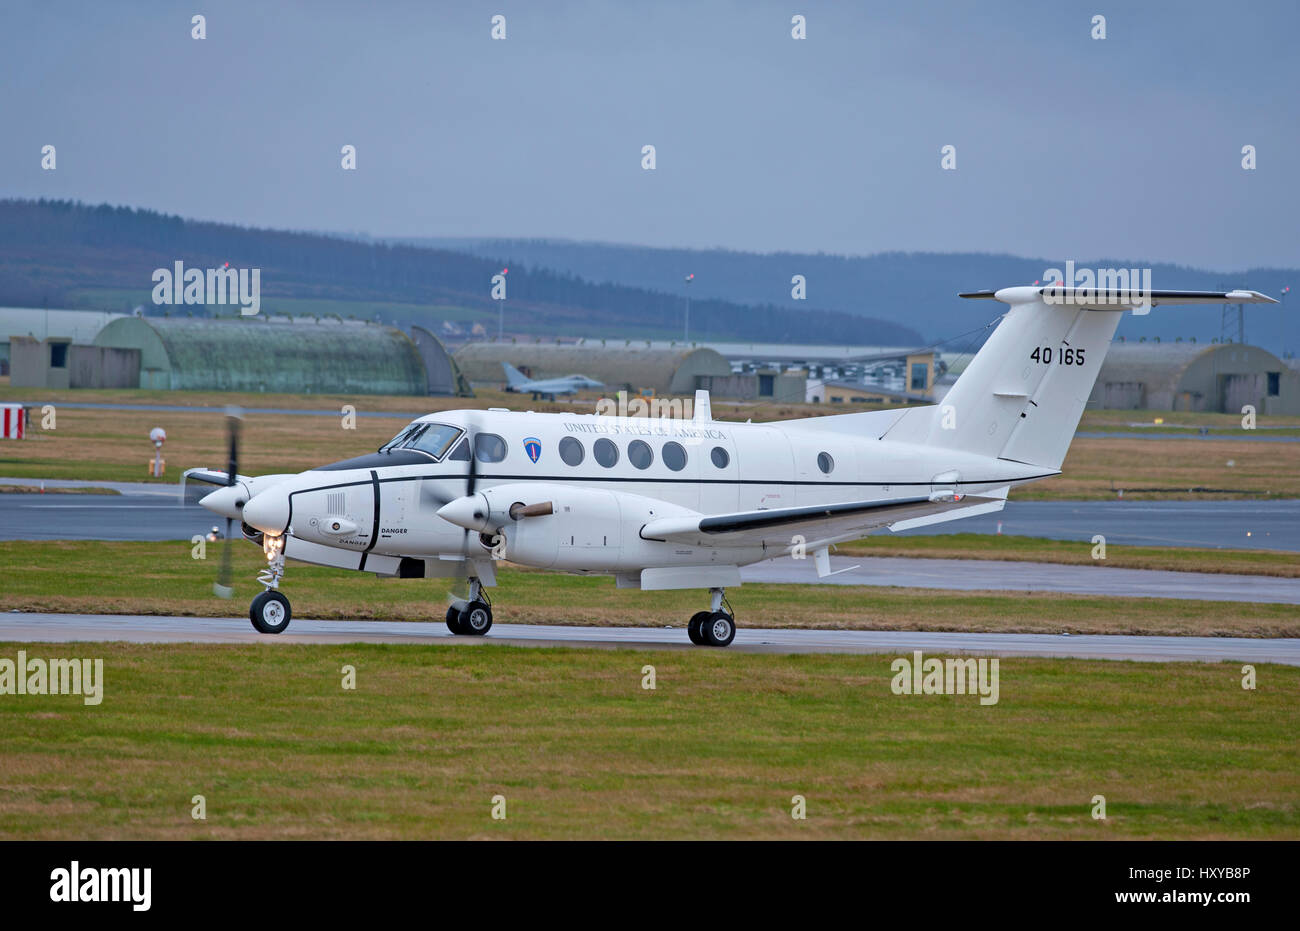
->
[248,534,291,634]
[446,578,493,636]
[687,588,736,647]
[250,589,291,634]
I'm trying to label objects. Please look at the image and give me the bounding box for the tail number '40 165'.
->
[1030,346,1085,365]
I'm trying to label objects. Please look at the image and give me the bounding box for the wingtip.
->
[1226,289,1281,304]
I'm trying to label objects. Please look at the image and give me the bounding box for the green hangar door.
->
[1219,373,1264,413]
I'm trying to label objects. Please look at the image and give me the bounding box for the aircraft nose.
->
[199,485,245,521]
[437,494,491,532]
[242,489,291,535]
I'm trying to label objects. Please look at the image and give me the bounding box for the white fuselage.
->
[236,407,1049,578]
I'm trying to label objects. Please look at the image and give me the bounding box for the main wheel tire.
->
[703,611,736,647]
[460,600,493,636]
[446,604,466,635]
[250,590,291,634]
[687,611,711,645]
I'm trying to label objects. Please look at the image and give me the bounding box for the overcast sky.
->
[3,0,1297,270]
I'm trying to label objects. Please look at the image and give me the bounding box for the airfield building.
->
[87,315,470,396]
[454,341,738,397]
[1088,341,1299,415]
[0,307,124,377]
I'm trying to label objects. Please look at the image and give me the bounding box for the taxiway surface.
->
[4,612,1297,664]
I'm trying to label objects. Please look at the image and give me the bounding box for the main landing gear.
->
[687,587,736,647]
[446,578,493,636]
[249,534,291,634]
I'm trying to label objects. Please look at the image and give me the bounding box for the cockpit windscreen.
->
[379,423,463,460]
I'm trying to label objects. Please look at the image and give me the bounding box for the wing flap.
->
[641,494,999,548]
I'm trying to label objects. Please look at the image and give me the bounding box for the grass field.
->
[1078,408,1300,434]
[0,386,864,483]
[1,385,1298,498]
[838,533,1300,577]
[4,541,1297,637]
[1,642,1295,839]
[1016,434,1300,500]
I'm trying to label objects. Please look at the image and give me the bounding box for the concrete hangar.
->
[1088,342,1299,415]
[9,313,471,396]
[453,341,794,399]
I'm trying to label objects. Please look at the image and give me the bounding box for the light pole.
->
[496,267,509,340]
[683,273,694,342]
[1280,286,1292,357]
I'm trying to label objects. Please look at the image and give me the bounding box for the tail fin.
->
[887,285,1277,470]
[501,362,529,389]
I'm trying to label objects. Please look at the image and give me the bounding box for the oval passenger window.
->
[628,440,653,470]
[594,438,619,468]
[662,441,687,471]
[559,436,584,466]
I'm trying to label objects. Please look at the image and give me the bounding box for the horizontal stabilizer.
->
[961,286,1278,309]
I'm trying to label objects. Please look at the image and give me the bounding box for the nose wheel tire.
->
[446,604,467,635]
[687,611,711,645]
[703,611,735,647]
[250,590,292,634]
[459,600,493,636]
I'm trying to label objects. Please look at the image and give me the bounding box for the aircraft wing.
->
[639,493,1004,549]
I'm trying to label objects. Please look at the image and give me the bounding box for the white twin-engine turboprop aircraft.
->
[197,285,1276,646]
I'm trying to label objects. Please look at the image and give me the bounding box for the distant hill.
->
[402,237,1298,352]
[0,200,924,346]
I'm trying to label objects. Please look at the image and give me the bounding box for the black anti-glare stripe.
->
[365,470,381,553]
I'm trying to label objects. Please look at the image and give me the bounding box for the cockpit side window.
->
[407,423,462,459]
[446,437,471,461]
[474,433,508,463]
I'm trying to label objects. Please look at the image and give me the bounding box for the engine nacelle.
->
[448,482,747,571]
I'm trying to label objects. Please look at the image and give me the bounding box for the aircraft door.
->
[694,429,739,513]
[793,436,859,508]
[732,427,793,512]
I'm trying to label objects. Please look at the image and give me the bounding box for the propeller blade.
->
[214,516,234,599]
[225,406,242,486]
[215,407,243,598]
[460,424,478,561]
[444,419,487,599]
